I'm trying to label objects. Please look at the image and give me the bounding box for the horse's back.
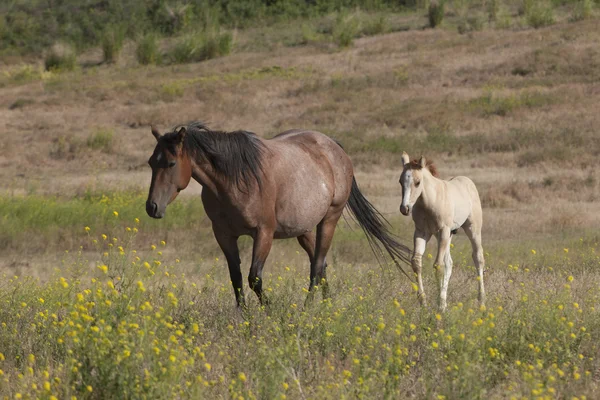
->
[264,130,353,237]
[270,130,353,198]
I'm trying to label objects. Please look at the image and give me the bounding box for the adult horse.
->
[146,122,410,306]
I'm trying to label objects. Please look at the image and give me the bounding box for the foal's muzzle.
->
[146,201,163,219]
[400,204,410,216]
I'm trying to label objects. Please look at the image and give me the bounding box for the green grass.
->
[136,34,161,65]
[86,129,114,152]
[466,89,557,117]
[0,192,206,253]
[101,25,125,64]
[169,30,233,64]
[0,228,599,398]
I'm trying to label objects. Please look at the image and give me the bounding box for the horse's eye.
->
[415,181,421,187]
[168,161,176,168]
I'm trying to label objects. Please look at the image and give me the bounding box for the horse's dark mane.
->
[164,121,266,190]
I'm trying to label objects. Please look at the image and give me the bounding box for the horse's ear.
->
[401,152,410,166]
[175,126,187,143]
[151,125,162,141]
[418,156,426,168]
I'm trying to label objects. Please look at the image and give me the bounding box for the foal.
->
[398,152,485,311]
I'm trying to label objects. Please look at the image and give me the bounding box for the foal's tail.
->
[346,176,413,279]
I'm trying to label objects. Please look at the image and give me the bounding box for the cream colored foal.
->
[399,152,485,311]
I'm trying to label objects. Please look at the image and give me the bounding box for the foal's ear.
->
[418,156,426,168]
[151,125,162,141]
[401,152,410,166]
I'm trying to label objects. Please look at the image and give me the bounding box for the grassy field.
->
[1,0,600,398]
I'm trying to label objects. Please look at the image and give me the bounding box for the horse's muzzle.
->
[146,201,163,219]
[400,204,410,216]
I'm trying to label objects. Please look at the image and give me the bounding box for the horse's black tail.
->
[346,176,413,279]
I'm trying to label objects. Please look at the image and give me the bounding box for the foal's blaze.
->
[146,126,192,218]
[399,153,438,216]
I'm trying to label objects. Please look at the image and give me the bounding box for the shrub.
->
[524,0,555,28]
[101,25,126,63]
[136,34,161,65]
[170,33,202,64]
[428,0,445,28]
[44,42,77,71]
[458,14,486,34]
[570,0,594,21]
[362,15,390,36]
[169,30,233,64]
[202,31,233,60]
[333,14,360,48]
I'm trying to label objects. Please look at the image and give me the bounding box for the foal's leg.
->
[248,228,274,305]
[434,227,452,312]
[463,221,486,306]
[213,227,244,308]
[412,230,431,306]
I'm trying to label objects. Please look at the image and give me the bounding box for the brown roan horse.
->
[146,122,411,307]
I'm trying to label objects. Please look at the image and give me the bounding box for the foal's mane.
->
[408,159,439,177]
[164,121,266,190]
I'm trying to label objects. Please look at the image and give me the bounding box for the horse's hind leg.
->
[249,227,274,306]
[298,232,328,285]
[435,228,452,312]
[309,210,342,299]
[463,220,485,306]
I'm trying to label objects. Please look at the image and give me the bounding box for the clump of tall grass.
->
[523,0,555,28]
[86,128,114,153]
[101,25,126,63]
[44,42,77,72]
[169,30,233,64]
[570,0,594,21]
[333,13,360,48]
[361,15,390,36]
[428,0,446,28]
[136,34,161,65]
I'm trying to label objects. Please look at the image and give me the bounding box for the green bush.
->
[136,34,161,65]
[169,30,233,64]
[428,0,445,28]
[101,25,126,64]
[458,14,486,34]
[44,42,77,72]
[524,0,556,28]
[333,14,360,48]
[570,0,594,21]
[202,31,233,60]
[362,15,390,36]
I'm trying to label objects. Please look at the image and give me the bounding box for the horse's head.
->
[399,152,426,216]
[146,126,192,219]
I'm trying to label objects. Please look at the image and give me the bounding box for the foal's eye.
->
[168,161,176,168]
[415,181,421,187]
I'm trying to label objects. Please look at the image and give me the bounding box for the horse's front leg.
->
[213,226,244,308]
[412,230,431,306]
[435,228,452,312]
[249,227,274,306]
